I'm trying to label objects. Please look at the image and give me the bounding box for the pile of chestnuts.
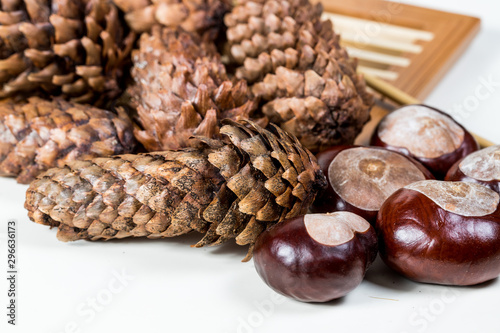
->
[252,104,500,303]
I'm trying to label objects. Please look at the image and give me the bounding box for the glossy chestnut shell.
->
[371,105,479,179]
[312,145,434,224]
[254,212,378,302]
[377,180,500,286]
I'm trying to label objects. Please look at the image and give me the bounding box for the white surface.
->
[2,1,500,333]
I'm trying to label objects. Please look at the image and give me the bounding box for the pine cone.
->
[129,26,260,151]
[225,0,373,152]
[25,119,327,261]
[0,97,136,184]
[113,0,231,39]
[0,0,135,106]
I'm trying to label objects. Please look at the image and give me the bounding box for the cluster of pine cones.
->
[1,0,373,259]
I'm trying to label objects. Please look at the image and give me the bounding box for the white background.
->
[1,1,500,333]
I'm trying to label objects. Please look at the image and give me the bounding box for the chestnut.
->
[371,105,479,179]
[445,145,500,194]
[253,212,378,302]
[377,180,500,286]
[312,145,434,224]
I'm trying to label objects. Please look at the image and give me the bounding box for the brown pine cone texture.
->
[25,120,327,261]
[129,0,373,154]
[0,0,135,106]
[112,0,231,39]
[0,97,136,184]
[225,0,374,152]
[129,26,260,151]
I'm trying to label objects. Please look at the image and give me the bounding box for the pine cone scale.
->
[114,0,231,38]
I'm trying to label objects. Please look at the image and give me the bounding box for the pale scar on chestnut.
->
[378,105,464,159]
[328,148,427,211]
[459,145,500,181]
[405,180,500,217]
[304,212,370,246]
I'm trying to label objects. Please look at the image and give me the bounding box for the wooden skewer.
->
[322,13,435,42]
[364,73,420,104]
[337,30,424,54]
[358,66,399,81]
[345,46,411,67]
[363,73,496,148]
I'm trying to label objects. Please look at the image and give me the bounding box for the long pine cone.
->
[25,120,327,260]
[0,0,135,106]
[0,97,136,184]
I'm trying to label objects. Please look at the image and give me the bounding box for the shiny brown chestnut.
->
[312,146,434,224]
[377,180,500,286]
[445,145,500,194]
[371,105,479,179]
[254,212,378,302]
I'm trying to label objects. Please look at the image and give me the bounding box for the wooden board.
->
[317,0,481,144]
[320,0,481,100]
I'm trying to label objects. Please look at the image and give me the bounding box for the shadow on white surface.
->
[364,255,499,292]
[364,256,419,292]
[37,227,251,258]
